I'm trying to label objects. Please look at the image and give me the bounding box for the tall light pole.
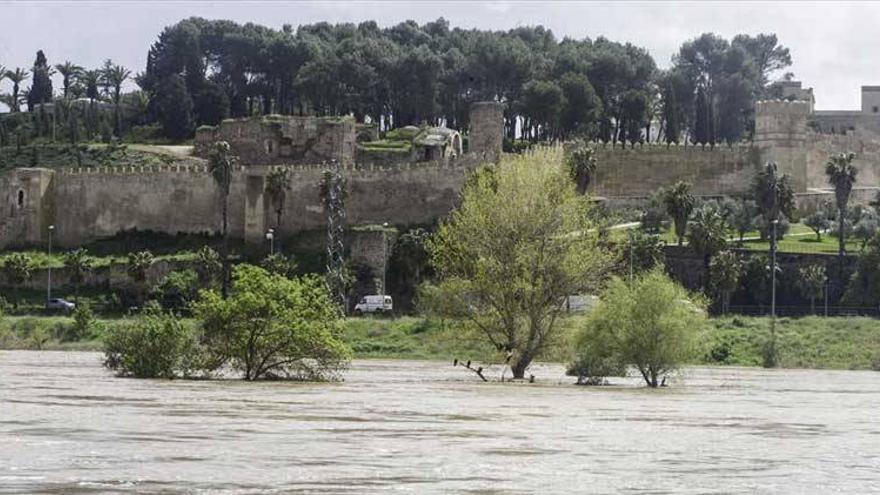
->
[768,218,779,367]
[47,224,54,302]
[628,229,635,283]
[381,222,389,295]
[265,229,275,255]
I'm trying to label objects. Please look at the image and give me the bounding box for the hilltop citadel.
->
[3,83,880,253]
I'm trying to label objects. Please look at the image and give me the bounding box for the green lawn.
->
[705,316,880,369]
[650,222,858,255]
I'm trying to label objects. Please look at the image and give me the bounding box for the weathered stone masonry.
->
[4,94,880,251]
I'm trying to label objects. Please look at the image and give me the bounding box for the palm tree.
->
[81,70,101,102]
[194,245,222,288]
[5,68,30,112]
[2,253,34,308]
[55,61,83,98]
[687,204,730,267]
[266,168,291,229]
[126,250,154,306]
[63,248,93,302]
[566,145,597,195]
[102,62,131,135]
[709,250,741,314]
[752,161,795,368]
[753,162,795,227]
[825,152,858,259]
[209,141,234,297]
[796,264,826,315]
[662,181,695,246]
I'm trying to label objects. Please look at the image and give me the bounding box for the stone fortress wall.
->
[0,101,503,250]
[4,85,880,251]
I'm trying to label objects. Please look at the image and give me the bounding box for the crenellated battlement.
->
[57,153,487,178]
[755,99,813,116]
[592,141,753,152]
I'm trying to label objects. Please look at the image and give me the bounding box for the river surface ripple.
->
[0,351,878,494]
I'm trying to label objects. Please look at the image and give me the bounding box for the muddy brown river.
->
[0,351,878,494]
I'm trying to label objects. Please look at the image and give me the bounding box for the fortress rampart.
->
[4,92,880,250]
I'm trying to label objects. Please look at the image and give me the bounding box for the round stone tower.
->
[468,101,504,162]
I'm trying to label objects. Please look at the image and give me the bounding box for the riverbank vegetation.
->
[425,147,614,378]
[102,264,351,380]
[3,313,880,372]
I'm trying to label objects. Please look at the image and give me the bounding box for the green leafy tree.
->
[852,208,879,251]
[266,167,291,229]
[624,230,665,275]
[662,181,695,246]
[639,190,669,235]
[708,250,741,314]
[729,198,758,242]
[155,73,194,140]
[2,253,34,308]
[260,253,299,279]
[388,227,433,311]
[208,141,234,297]
[192,265,351,381]
[427,148,614,379]
[69,303,95,341]
[796,264,826,314]
[103,306,199,378]
[570,270,705,388]
[63,248,94,302]
[804,208,831,241]
[566,145,597,195]
[842,232,880,306]
[27,50,54,112]
[151,269,199,312]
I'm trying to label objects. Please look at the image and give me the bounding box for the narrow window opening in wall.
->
[873,106,878,114]
[17,190,24,208]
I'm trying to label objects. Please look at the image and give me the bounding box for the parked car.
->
[45,298,75,312]
[354,295,392,315]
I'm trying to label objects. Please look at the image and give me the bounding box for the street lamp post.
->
[628,229,635,283]
[768,218,779,367]
[381,222,389,296]
[47,225,55,303]
[265,229,275,255]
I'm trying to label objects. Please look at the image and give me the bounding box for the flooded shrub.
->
[103,308,198,378]
[192,264,351,381]
[570,270,705,387]
[566,321,627,385]
[67,303,95,341]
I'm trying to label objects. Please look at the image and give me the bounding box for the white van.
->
[354,295,393,315]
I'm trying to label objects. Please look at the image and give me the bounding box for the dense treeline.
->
[1,17,791,145]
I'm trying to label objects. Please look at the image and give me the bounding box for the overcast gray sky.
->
[0,1,876,110]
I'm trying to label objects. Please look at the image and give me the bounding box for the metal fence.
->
[724,305,880,318]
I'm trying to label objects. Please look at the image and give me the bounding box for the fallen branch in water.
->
[453,358,487,382]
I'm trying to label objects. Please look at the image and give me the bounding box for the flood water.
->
[0,352,878,494]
